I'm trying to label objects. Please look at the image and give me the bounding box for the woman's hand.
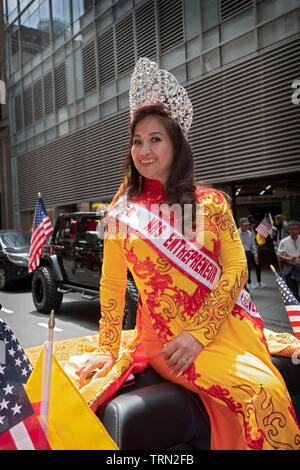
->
[76,355,116,389]
[157,331,203,377]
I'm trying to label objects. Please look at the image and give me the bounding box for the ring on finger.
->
[181,357,188,365]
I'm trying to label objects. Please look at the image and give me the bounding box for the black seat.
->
[97,356,300,450]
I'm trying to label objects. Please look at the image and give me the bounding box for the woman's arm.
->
[184,192,248,348]
[97,234,128,359]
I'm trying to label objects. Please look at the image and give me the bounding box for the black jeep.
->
[31,212,138,329]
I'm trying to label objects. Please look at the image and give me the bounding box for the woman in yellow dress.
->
[76,58,300,450]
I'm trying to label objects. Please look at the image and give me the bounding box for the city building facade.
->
[0,0,13,229]
[1,0,300,230]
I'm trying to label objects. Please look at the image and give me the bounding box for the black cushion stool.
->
[97,356,300,450]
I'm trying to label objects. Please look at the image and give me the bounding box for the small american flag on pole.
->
[28,195,53,273]
[271,266,300,339]
[256,213,273,239]
[0,318,51,450]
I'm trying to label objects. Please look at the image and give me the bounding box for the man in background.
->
[277,220,300,301]
[238,217,259,290]
[270,214,289,254]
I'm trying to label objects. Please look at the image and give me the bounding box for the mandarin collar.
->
[143,178,166,198]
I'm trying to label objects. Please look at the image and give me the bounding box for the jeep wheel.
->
[123,277,138,330]
[0,265,10,290]
[32,266,63,314]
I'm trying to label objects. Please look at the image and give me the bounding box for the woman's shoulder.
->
[195,186,229,206]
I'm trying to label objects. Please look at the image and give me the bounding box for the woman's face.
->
[131,115,174,185]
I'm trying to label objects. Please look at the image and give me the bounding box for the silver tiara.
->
[129,57,193,138]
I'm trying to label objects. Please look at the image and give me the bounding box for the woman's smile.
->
[131,115,174,185]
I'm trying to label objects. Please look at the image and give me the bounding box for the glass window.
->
[258,9,300,48]
[95,0,113,16]
[160,45,186,70]
[101,96,117,117]
[118,91,129,110]
[186,36,201,59]
[201,0,219,32]
[184,0,200,41]
[52,0,71,39]
[74,47,83,100]
[7,0,18,22]
[20,0,50,68]
[96,8,113,31]
[257,0,300,23]
[170,64,186,85]
[203,26,219,51]
[187,57,201,80]
[222,31,255,65]
[203,47,220,73]
[114,0,133,19]
[19,0,31,12]
[5,21,20,75]
[221,7,254,42]
[72,0,93,21]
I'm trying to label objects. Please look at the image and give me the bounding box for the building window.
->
[20,0,50,68]
[183,0,200,41]
[222,31,255,65]
[201,0,219,32]
[258,8,300,49]
[51,0,71,39]
[203,47,220,73]
[6,0,18,23]
[221,7,254,42]
[5,21,20,76]
[257,0,300,23]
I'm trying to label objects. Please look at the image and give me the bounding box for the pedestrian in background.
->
[270,214,289,254]
[238,217,259,290]
[248,216,267,288]
[277,220,300,301]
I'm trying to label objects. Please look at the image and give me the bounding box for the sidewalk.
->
[248,269,294,335]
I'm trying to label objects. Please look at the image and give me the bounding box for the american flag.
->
[0,319,51,449]
[28,197,53,273]
[273,270,300,339]
[256,213,273,238]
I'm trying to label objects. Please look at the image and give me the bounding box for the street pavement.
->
[0,268,294,350]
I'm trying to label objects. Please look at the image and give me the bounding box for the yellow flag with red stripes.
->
[25,351,118,450]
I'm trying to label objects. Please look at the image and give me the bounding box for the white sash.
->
[108,198,261,321]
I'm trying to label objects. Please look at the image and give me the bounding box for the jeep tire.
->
[123,277,139,330]
[32,266,63,314]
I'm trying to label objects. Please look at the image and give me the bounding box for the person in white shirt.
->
[238,217,259,289]
[277,220,300,301]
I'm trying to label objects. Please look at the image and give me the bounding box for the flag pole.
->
[40,309,55,436]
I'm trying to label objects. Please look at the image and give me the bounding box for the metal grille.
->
[43,71,54,116]
[220,0,253,22]
[23,86,33,128]
[135,0,157,60]
[54,63,67,109]
[97,28,115,86]
[115,14,135,76]
[82,41,97,95]
[158,0,184,54]
[14,94,22,132]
